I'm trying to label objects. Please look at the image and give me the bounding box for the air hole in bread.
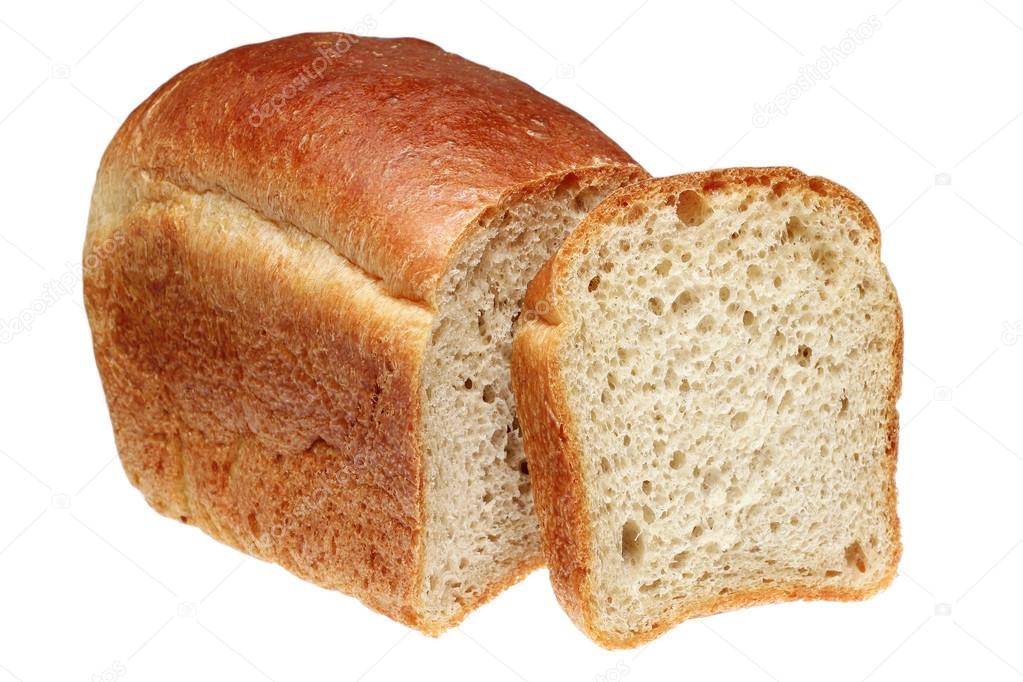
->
[621,520,644,566]
[671,290,695,315]
[784,216,807,242]
[675,190,713,226]
[669,551,690,569]
[575,187,604,212]
[555,172,580,200]
[845,541,867,572]
[813,247,838,275]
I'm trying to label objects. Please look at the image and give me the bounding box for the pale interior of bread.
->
[418,174,618,622]
[560,184,900,637]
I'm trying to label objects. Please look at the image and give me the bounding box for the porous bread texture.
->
[419,174,617,622]
[513,168,902,647]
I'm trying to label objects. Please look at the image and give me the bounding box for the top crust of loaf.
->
[513,167,903,648]
[96,32,640,305]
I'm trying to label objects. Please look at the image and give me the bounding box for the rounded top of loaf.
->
[97,32,642,304]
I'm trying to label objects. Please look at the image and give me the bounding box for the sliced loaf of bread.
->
[512,167,902,647]
[84,33,646,634]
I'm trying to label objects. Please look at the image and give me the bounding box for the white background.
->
[1,1,1021,680]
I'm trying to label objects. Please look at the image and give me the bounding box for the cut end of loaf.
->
[416,167,644,627]
[518,168,902,647]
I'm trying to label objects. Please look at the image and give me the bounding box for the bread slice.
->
[512,167,902,647]
[83,33,646,634]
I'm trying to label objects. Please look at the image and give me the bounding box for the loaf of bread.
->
[83,32,646,633]
[512,168,902,647]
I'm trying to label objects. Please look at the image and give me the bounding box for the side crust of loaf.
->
[512,168,903,648]
[86,169,434,628]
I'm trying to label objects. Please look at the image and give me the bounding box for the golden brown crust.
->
[86,179,432,627]
[101,32,638,305]
[85,33,643,634]
[514,167,903,648]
